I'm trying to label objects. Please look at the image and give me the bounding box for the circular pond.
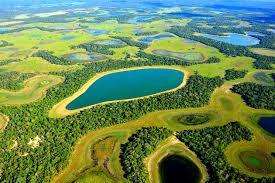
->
[239,150,274,174]
[159,155,202,183]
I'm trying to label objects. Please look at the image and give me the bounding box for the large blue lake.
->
[198,33,260,46]
[67,68,184,110]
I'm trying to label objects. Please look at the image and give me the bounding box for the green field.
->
[0,75,63,105]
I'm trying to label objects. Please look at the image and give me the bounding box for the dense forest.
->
[111,36,148,50]
[176,122,273,183]
[0,59,18,66]
[33,50,73,65]
[0,72,35,90]
[224,69,247,80]
[120,127,172,182]
[232,83,275,110]
[0,53,224,182]
[72,41,124,55]
[0,40,13,48]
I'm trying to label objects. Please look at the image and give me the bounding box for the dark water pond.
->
[160,155,202,183]
[258,116,275,135]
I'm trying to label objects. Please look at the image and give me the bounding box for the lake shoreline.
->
[49,65,189,118]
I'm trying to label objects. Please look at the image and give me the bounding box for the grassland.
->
[0,113,8,131]
[0,75,63,105]
[250,48,275,57]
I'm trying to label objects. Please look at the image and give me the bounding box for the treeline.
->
[232,82,275,110]
[252,55,275,70]
[205,56,220,63]
[176,122,273,183]
[111,36,148,50]
[0,72,35,90]
[72,42,123,55]
[33,50,73,65]
[0,59,223,182]
[0,40,13,47]
[0,59,18,66]
[224,69,247,80]
[135,31,159,36]
[120,127,172,182]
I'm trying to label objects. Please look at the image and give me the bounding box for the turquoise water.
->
[85,30,108,35]
[258,117,275,135]
[139,34,173,43]
[198,33,260,46]
[67,68,184,110]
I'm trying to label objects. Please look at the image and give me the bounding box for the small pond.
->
[153,50,204,61]
[64,52,104,62]
[85,29,108,35]
[258,116,275,135]
[138,34,173,43]
[198,33,260,46]
[67,68,184,110]
[160,155,202,183]
[97,40,122,46]
[62,36,76,41]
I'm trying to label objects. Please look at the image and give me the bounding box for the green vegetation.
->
[239,150,275,174]
[33,50,73,65]
[0,40,13,48]
[112,36,148,50]
[170,114,211,125]
[0,4,275,183]
[224,69,247,81]
[253,72,274,86]
[0,72,35,90]
[232,83,275,110]
[251,48,275,57]
[120,127,172,183]
[152,49,204,62]
[176,122,273,182]
[0,113,8,131]
[205,56,220,63]
[72,42,119,55]
[135,31,158,36]
[0,75,63,105]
